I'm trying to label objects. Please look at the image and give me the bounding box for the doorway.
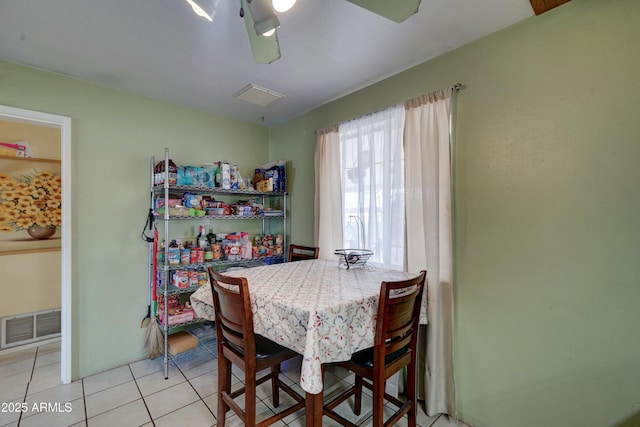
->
[0,104,72,383]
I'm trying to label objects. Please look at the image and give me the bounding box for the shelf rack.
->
[151,148,288,379]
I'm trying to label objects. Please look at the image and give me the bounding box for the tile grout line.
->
[16,346,40,426]
[81,376,88,426]
[139,363,205,424]
[81,376,145,421]
[128,364,156,427]
[429,413,442,427]
[172,351,218,423]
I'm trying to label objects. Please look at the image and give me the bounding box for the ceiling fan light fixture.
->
[246,0,280,36]
[272,0,297,13]
[253,13,280,36]
[241,0,281,63]
[185,0,218,21]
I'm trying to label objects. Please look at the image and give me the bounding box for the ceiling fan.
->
[184,0,422,64]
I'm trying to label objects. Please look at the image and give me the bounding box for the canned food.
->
[190,248,204,264]
[168,248,180,265]
[189,271,199,287]
[197,271,208,286]
[211,244,222,259]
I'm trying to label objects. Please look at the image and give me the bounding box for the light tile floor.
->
[0,324,470,427]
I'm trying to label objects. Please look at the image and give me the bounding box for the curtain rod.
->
[314,83,463,135]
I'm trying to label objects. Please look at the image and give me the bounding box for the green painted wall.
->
[0,60,269,378]
[269,0,640,426]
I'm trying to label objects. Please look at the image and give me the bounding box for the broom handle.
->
[152,227,158,315]
[150,156,157,317]
[146,243,152,317]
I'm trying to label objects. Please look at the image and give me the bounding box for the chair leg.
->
[271,363,281,408]
[354,375,363,416]
[372,378,385,427]
[245,369,257,426]
[218,356,231,427]
[407,362,417,427]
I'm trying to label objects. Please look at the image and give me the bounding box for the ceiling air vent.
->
[233,84,285,107]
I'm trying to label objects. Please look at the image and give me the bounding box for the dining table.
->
[190,258,421,426]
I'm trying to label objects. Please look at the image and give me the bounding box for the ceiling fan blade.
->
[346,0,421,23]
[243,4,281,64]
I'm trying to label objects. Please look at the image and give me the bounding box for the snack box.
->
[158,308,196,326]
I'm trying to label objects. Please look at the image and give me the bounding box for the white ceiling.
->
[0,0,534,126]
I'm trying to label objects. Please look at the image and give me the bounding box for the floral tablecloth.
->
[190,258,419,394]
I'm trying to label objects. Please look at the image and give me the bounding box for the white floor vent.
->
[1,309,61,349]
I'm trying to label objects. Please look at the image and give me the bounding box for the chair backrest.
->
[374,270,426,369]
[207,267,256,360]
[288,244,319,262]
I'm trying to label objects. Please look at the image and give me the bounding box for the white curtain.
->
[404,88,456,416]
[314,126,343,260]
[339,104,405,270]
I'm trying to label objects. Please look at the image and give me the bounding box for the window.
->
[338,105,405,269]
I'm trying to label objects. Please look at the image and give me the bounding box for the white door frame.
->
[0,104,72,383]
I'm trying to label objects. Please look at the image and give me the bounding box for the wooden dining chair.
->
[288,244,319,262]
[207,267,305,427]
[322,270,427,427]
